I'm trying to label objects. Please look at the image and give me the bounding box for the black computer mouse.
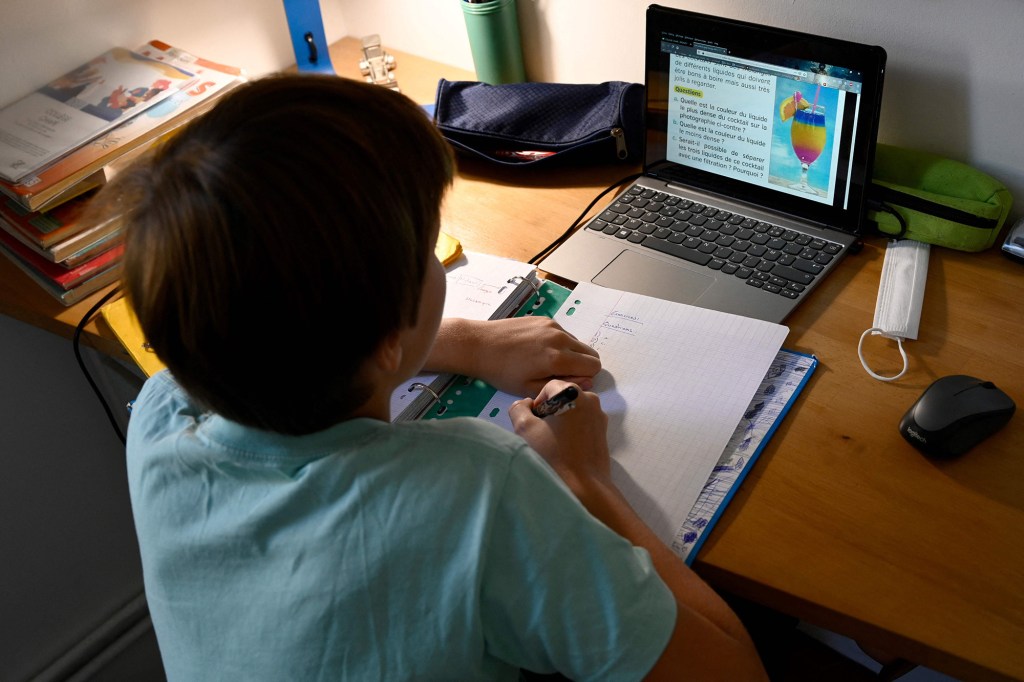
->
[899,375,1016,458]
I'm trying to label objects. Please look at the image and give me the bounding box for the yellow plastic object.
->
[100,296,166,377]
[436,230,462,265]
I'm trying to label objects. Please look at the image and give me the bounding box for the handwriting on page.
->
[593,307,638,339]
[444,271,514,318]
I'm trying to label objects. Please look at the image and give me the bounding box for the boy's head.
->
[99,74,455,434]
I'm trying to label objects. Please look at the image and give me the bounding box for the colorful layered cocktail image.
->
[791,106,826,165]
[783,90,826,192]
[769,85,838,198]
[789,104,826,191]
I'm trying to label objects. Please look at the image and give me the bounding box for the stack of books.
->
[0,40,246,305]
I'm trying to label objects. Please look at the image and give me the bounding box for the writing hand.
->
[510,381,612,491]
[531,385,578,418]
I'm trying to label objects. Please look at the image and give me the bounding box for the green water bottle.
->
[461,0,527,84]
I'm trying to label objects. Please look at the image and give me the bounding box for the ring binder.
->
[409,382,448,416]
[408,381,441,404]
[389,251,539,422]
[508,275,541,295]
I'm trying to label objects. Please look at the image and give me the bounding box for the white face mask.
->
[858,239,930,381]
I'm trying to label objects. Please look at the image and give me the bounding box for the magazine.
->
[0,47,195,183]
[0,41,245,211]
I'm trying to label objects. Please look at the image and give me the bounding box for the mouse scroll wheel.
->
[981,381,996,389]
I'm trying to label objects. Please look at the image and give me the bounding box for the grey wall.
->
[0,312,155,680]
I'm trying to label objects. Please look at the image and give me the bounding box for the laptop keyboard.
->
[589,186,844,300]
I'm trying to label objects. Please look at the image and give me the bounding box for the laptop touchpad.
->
[592,250,714,305]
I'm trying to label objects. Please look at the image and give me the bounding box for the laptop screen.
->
[644,5,886,234]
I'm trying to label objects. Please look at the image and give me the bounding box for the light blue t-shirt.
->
[127,371,676,681]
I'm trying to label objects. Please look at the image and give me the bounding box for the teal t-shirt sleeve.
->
[479,449,677,680]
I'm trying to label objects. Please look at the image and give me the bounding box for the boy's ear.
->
[373,330,404,374]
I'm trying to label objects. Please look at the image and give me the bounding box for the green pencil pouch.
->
[867,144,1013,252]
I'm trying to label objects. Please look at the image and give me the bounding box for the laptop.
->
[539,5,887,323]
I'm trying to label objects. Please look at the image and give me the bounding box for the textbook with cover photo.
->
[0,41,247,212]
[0,46,194,184]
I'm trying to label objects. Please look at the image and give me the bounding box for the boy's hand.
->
[509,381,612,496]
[428,317,601,397]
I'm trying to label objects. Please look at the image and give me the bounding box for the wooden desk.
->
[6,37,1023,681]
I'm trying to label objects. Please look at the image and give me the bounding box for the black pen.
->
[532,386,579,418]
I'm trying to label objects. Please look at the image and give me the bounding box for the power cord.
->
[867,199,908,239]
[529,171,643,265]
[73,286,127,445]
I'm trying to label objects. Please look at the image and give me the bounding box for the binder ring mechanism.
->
[508,275,541,295]
[509,275,546,314]
[409,382,441,403]
[409,382,448,416]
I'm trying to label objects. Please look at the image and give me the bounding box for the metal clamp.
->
[358,34,399,92]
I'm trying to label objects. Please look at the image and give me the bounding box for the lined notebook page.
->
[476,281,788,547]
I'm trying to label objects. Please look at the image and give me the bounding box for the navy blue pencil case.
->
[433,79,644,167]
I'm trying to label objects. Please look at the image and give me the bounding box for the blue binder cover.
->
[672,347,817,564]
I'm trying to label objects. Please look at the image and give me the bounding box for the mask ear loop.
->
[858,327,908,381]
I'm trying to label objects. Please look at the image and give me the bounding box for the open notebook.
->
[424,280,797,555]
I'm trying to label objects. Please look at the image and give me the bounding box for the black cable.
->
[867,199,908,239]
[73,286,127,445]
[882,200,908,239]
[529,171,644,265]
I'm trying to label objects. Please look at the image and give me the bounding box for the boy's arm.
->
[426,317,601,396]
[578,478,768,681]
[510,382,769,681]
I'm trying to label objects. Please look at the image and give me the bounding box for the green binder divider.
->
[423,279,571,421]
[518,278,572,317]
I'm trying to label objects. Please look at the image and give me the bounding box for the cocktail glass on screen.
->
[789,105,826,193]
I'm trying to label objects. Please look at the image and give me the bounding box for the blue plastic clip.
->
[282,0,336,74]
